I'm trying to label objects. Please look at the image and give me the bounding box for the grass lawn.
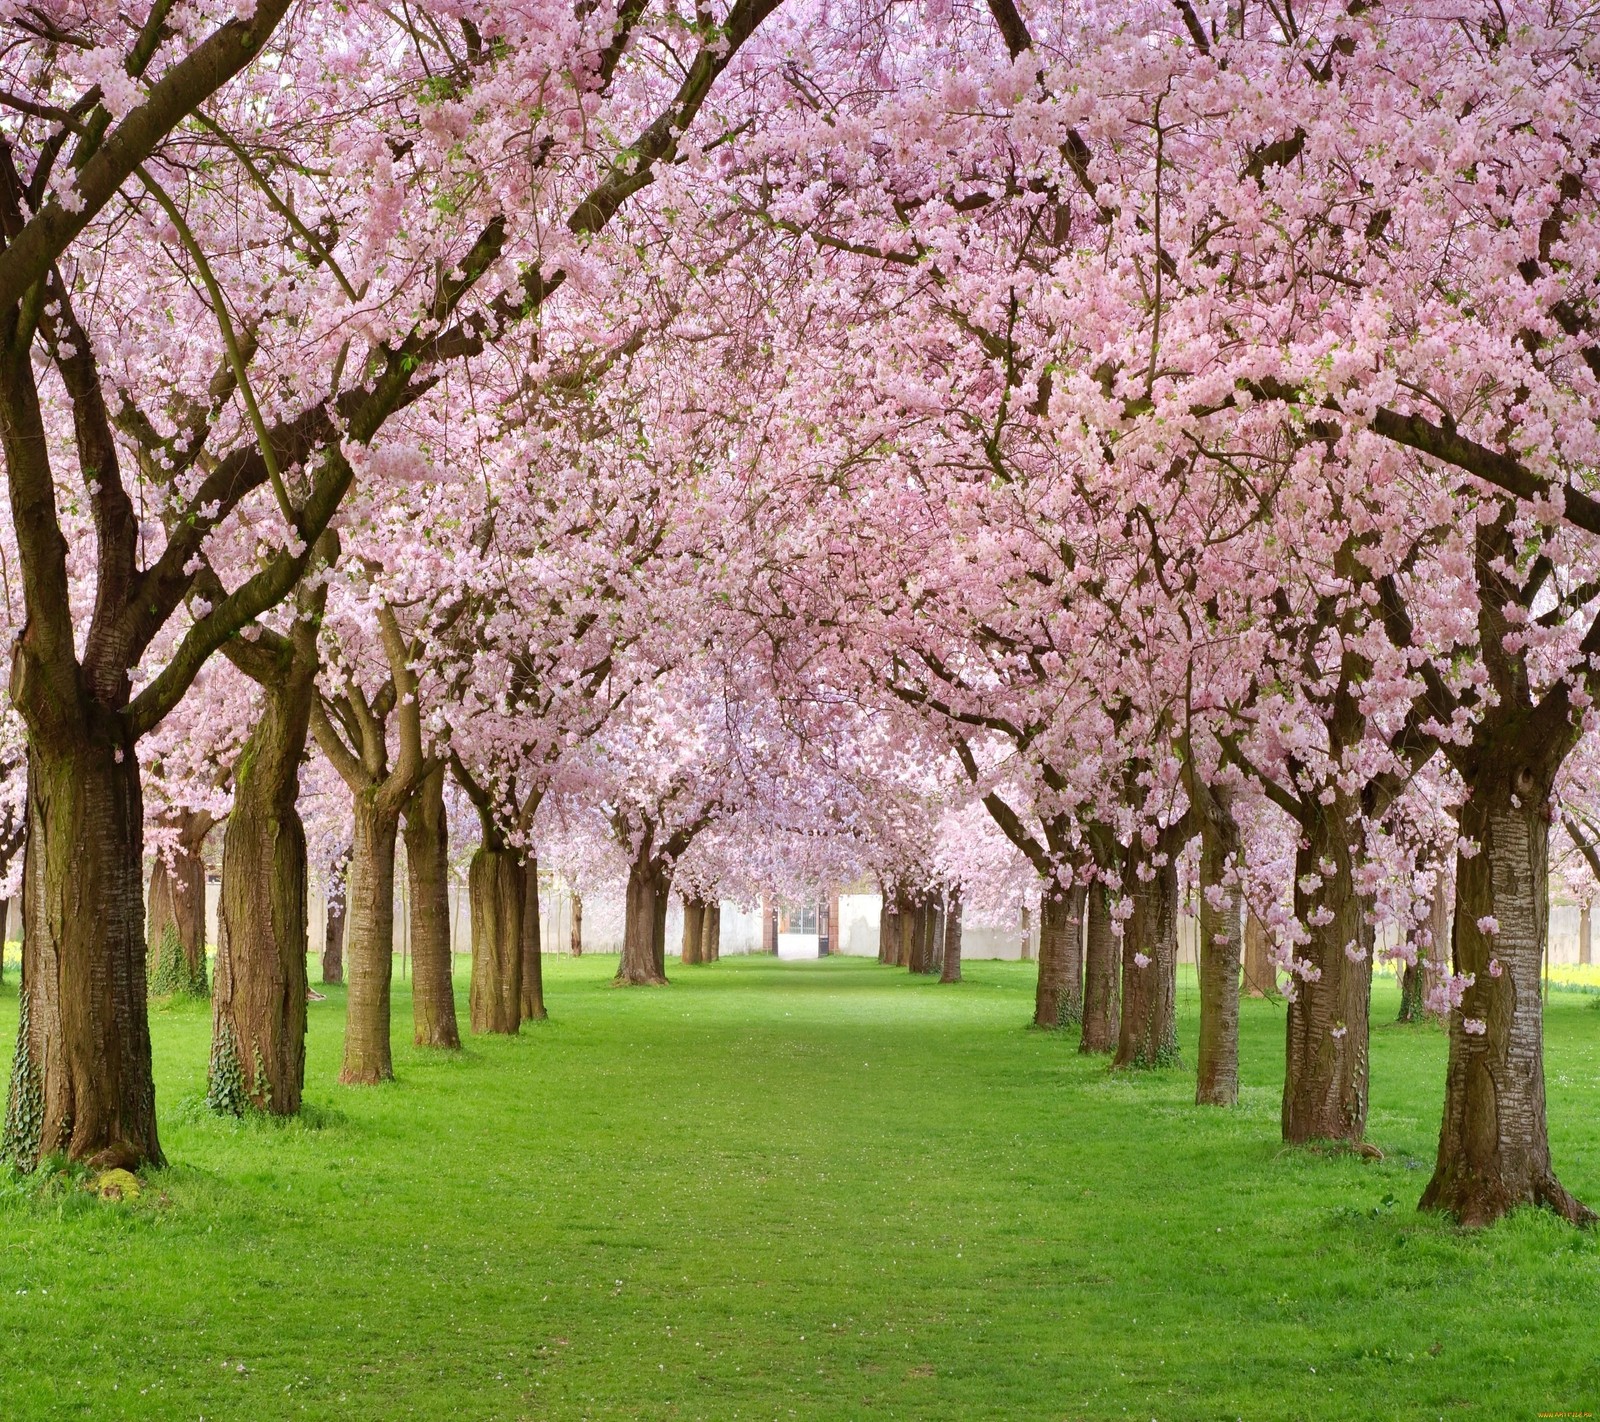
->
[2,953,1598,1421]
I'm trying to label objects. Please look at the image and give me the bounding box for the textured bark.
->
[2,736,160,1170]
[1194,796,1242,1107]
[1241,909,1276,998]
[939,891,963,983]
[1397,957,1426,1024]
[1281,793,1372,1144]
[1582,905,1593,968]
[322,852,348,986]
[521,856,547,1020]
[1019,903,1034,961]
[569,891,583,957]
[468,844,523,1035]
[146,812,210,997]
[703,899,720,961]
[340,793,400,1084]
[1034,886,1084,1028]
[1422,878,1452,1019]
[681,897,705,965]
[618,856,669,985]
[1114,832,1182,1070]
[1080,883,1119,1054]
[210,645,315,1116]
[1420,774,1593,1226]
[403,766,459,1050]
[877,895,892,964]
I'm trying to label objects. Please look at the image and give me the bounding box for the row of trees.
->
[2,0,1600,1232]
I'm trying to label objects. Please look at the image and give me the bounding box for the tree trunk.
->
[2,735,160,1171]
[1422,876,1452,1019]
[468,843,522,1035]
[1195,800,1243,1107]
[926,898,945,976]
[521,855,547,1020]
[704,898,721,961]
[651,873,670,978]
[1019,903,1034,961]
[209,656,315,1117]
[939,890,963,983]
[1281,795,1372,1143]
[1241,909,1276,998]
[403,766,459,1050]
[878,894,892,964]
[1114,835,1181,1070]
[617,856,668,985]
[569,890,582,957]
[340,793,400,1084]
[1033,886,1084,1028]
[147,814,209,998]
[681,897,705,965]
[1581,904,1593,968]
[1397,957,1425,1024]
[1080,882,1119,1054]
[1420,771,1593,1226]
[322,852,347,986]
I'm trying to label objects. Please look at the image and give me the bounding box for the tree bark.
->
[878,894,892,964]
[1033,885,1084,1028]
[569,890,583,957]
[1422,876,1452,1019]
[704,898,720,961]
[2,736,160,1171]
[147,812,210,997]
[1114,833,1182,1069]
[1397,956,1426,1024]
[521,855,547,1020]
[403,765,459,1050]
[1420,771,1593,1226]
[1080,882,1119,1054]
[340,793,400,1084]
[939,890,963,983]
[618,855,668,985]
[1281,794,1372,1144]
[1195,798,1243,1107]
[681,897,705,965]
[1582,904,1593,968]
[925,898,945,976]
[468,843,523,1035]
[1019,903,1034,961]
[1241,909,1276,998]
[209,642,316,1116]
[322,866,347,985]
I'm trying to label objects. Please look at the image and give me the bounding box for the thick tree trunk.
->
[617,856,668,985]
[1034,886,1084,1029]
[939,890,963,983]
[681,897,705,965]
[877,895,892,964]
[521,855,547,1020]
[340,793,400,1084]
[1420,774,1593,1226]
[1580,904,1592,968]
[1019,903,1034,961]
[651,874,670,978]
[147,815,209,997]
[2,736,160,1171]
[704,899,721,961]
[1195,801,1243,1107]
[1080,882,1119,1054]
[1114,837,1181,1069]
[209,664,314,1117]
[1241,909,1276,998]
[569,890,582,957]
[403,766,459,1050]
[1281,796,1372,1144]
[468,843,523,1035]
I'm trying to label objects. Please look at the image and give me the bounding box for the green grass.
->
[1,955,1598,1421]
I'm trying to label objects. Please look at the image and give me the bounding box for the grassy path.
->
[2,955,1598,1420]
